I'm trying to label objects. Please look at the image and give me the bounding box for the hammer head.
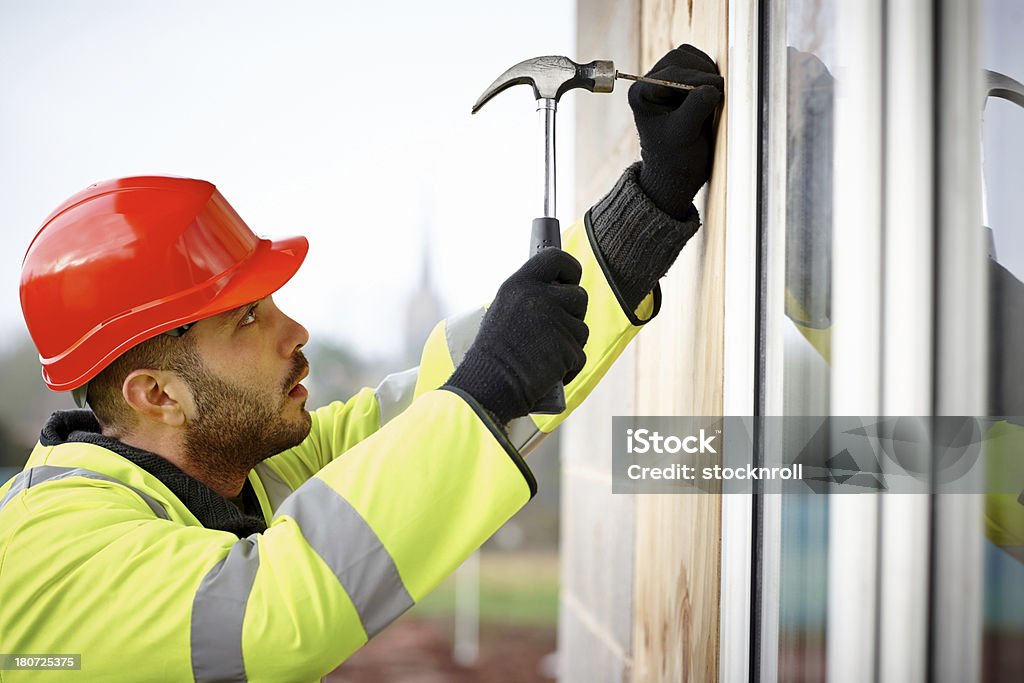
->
[472,56,615,114]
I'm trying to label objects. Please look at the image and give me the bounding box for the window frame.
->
[720,0,988,681]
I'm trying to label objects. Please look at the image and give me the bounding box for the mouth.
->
[287,366,310,399]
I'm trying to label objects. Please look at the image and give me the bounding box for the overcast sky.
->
[0,0,589,359]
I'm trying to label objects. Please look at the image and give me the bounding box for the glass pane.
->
[981,1,1024,680]
[778,1,837,680]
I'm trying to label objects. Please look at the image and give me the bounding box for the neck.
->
[108,428,247,499]
[189,469,247,500]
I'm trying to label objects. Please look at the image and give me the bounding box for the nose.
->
[280,312,310,357]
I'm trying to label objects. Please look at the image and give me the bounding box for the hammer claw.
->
[472,56,615,114]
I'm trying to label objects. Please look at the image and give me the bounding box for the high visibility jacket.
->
[0,214,658,682]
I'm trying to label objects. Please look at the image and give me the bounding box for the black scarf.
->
[40,410,268,537]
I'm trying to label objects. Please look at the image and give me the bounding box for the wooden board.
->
[631,1,728,681]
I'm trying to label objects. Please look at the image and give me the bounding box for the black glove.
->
[629,44,724,219]
[445,249,589,425]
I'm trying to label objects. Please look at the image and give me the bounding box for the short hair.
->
[87,332,198,431]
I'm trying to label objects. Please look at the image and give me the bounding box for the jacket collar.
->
[40,410,268,537]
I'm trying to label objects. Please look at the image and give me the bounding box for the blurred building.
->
[403,220,444,369]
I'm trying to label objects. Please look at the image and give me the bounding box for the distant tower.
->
[403,204,443,366]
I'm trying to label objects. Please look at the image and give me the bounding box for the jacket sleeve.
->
[0,389,533,682]
[256,214,658,494]
[413,214,658,454]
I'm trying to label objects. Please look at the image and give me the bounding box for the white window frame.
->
[719,0,762,679]
[720,0,987,681]
[931,0,986,681]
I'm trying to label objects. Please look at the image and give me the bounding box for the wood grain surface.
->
[631,1,728,681]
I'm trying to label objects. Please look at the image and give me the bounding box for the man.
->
[0,45,722,681]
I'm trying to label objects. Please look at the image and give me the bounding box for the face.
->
[176,296,312,478]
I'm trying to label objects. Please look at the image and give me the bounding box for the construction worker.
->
[0,44,723,681]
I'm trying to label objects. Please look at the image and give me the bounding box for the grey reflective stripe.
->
[0,465,169,520]
[190,536,260,682]
[253,462,294,513]
[374,367,420,426]
[275,477,414,637]
[445,307,486,367]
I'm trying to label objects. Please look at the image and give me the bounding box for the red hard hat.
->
[20,176,309,392]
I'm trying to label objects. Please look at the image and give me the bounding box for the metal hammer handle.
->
[530,97,567,415]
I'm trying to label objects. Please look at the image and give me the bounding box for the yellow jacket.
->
[0,215,657,682]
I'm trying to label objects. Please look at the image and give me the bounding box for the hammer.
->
[472,56,696,414]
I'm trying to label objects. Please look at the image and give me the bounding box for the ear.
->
[122,370,192,427]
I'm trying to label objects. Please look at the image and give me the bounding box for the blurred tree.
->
[0,333,70,453]
[0,416,30,469]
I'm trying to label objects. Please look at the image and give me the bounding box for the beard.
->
[175,350,312,486]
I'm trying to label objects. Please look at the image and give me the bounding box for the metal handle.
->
[528,97,567,415]
[537,98,557,218]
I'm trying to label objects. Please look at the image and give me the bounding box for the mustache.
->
[282,351,310,393]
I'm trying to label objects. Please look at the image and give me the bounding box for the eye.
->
[240,304,259,327]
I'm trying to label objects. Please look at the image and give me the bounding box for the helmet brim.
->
[190,234,310,323]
